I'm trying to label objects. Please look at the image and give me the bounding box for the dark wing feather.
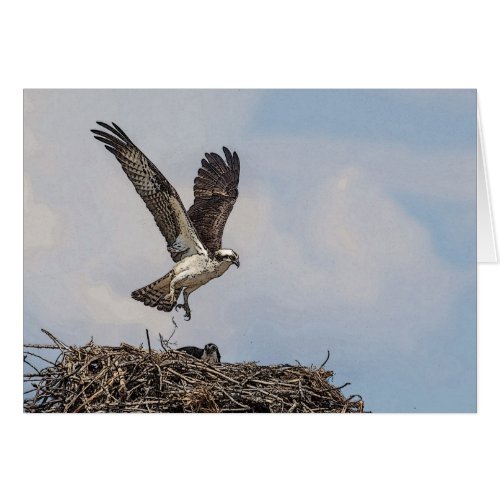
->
[91,122,207,262]
[187,147,240,255]
[177,346,204,359]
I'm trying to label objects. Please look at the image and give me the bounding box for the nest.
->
[24,330,364,413]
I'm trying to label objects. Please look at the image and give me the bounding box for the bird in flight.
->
[91,122,240,321]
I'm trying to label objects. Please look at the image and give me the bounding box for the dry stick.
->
[145,329,152,355]
[319,350,331,370]
[154,363,163,392]
[216,384,251,410]
[248,378,302,388]
[73,374,120,413]
[23,343,61,349]
[333,382,350,390]
[41,329,69,350]
[345,394,363,402]
[23,357,41,375]
[167,317,178,343]
[202,366,240,385]
[159,317,179,351]
[158,333,168,353]
[24,351,57,366]
[298,380,305,403]
[24,334,363,413]
[165,367,199,385]
[64,367,108,411]
[243,385,286,404]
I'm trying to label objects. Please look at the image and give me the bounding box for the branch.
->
[319,350,330,370]
[145,329,152,355]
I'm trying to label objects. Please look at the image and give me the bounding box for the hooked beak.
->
[234,260,240,268]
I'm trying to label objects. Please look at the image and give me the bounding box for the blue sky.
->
[24,89,476,412]
[252,89,476,149]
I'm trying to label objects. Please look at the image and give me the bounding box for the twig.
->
[41,329,69,350]
[159,317,179,351]
[24,351,57,367]
[158,333,168,353]
[319,350,330,370]
[23,356,40,375]
[23,344,61,349]
[333,382,350,390]
[145,329,152,355]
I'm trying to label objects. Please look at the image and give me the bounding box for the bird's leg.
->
[164,273,185,308]
[175,290,192,321]
[175,301,191,321]
[175,286,200,321]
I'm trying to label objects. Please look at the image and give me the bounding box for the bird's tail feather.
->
[131,271,179,311]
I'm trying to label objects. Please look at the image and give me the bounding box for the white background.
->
[2,1,499,498]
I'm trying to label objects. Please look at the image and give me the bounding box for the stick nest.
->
[24,330,364,413]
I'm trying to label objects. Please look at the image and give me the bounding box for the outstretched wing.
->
[91,122,207,262]
[187,147,240,255]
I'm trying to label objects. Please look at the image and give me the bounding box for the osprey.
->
[92,122,240,320]
[177,343,221,365]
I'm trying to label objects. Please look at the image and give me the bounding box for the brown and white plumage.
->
[91,121,207,262]
[91,122,240,320]
[188,148,240,255]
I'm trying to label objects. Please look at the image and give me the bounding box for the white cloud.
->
[241,136,475,202]
[24,175,64,257]
[306,167,463,348]
[77,273,145,324]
